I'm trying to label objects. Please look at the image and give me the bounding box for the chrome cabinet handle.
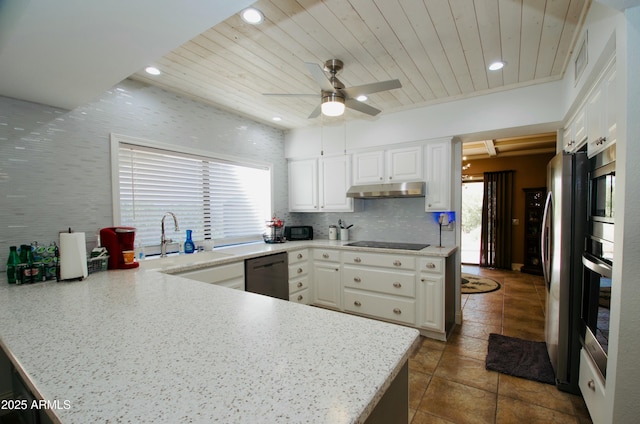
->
[587,379,596,391]
[393,260,401,266]
[354,257,362,263]
[354,277,361,283]
[393,308,401,314]
[425,262,436,269]
[354,301,361,307]
[297,253,303,259]
[297,267,303,274]
[297,281,303,288]
[393,282,401,288]
[322,253,329,259]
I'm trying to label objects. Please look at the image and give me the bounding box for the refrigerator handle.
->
[541,191,553,286]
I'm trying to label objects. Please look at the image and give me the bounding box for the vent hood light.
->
[346,182,425,199]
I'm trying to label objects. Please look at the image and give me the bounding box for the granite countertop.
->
[140,239,458,274]
[0,265,420,423]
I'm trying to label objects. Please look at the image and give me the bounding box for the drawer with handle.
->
[288,249,309,264]
[344,289,416,325]
[313,249,340,262]
[419,257,444,274]
[289,288,310,305]
[342,251,415,270]
[288,275,310,294]
[343,266,415,297]
[288,262,309,278]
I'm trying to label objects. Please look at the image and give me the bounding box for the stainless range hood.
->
[346,181,425,199]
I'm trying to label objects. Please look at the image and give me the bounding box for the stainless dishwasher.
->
[245,252,289,300]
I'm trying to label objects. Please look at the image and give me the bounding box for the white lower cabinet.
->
[308,248,452,340]
[417,257,446,333]
[579,348,606,423]
[176,262,245,290]
[343,289,416,325]
[417,274,444,332]
[312,249,341,309]
[342,251,417,326]
[288,249,310,304]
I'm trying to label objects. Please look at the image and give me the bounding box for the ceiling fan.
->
[263,59,402,119]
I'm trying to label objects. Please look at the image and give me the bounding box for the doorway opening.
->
[461,181,483,264]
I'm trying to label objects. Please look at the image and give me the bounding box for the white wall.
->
[0,79,287,268]
[285,80,564,158]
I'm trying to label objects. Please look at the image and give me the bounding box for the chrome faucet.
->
[161,212,180,257]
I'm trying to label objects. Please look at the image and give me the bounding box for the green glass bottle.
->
[6,246,20,284]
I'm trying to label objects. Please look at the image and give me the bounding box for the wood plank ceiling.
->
[131,0,589,155]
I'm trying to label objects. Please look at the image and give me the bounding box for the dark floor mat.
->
[485,333,556,385]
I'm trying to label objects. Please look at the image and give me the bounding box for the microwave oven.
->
[284,226,313,240]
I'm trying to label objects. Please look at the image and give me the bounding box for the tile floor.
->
[408,266,593,423]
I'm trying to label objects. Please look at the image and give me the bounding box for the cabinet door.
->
[387,146,423,181]
[353,151,385,184]
[288,159,318,212]
[587,64,616,157]
[425,141,452,211]
[313,263,341,309]
[418,274,444,331]
[319,155,353,212]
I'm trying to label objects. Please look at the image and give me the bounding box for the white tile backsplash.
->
[0,79,288,268]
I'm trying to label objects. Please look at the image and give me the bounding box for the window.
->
[111,135,272,248]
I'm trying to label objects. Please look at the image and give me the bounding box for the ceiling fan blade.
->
[304,62,335,92]
[263,93,318,97]
[345,99,381,116]
[343,79,402,98]
[308,104,322,119]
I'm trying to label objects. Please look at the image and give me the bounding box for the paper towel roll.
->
[60,232,88,280]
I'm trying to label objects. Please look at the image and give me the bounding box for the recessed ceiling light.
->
[145,66,161,75]
[241,7,263,24]
[488,61,505,71]
[356,95,368,102]
[272,117,282,121]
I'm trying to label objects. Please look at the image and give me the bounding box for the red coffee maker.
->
[100,227,140,269]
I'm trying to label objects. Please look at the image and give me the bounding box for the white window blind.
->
[117,143,271,248]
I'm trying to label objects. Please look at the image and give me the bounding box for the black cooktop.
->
[345,241,430,251]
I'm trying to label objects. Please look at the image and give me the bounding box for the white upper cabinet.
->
[288,158,319,212]
[563,107,587,153]
[587,63,616,157]
[352,151,385,184]
[352,146,422,185]
[386,146,423,181]
[289,155,353,213]
[319,155,353,212]
[424,140,452,212]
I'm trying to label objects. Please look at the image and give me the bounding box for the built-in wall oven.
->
[581,145,615,381]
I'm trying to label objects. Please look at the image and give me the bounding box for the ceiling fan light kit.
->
[264,59,401,119]
[321,92,345,116]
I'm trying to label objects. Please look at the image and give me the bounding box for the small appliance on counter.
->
[263,216,285,244]
[284,226,313,241]
[59,229,89,280]
[100,227,140,269]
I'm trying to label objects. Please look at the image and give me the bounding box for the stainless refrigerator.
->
[541,150,588,394]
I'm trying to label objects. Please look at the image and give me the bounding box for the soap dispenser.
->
[184,230,195,254]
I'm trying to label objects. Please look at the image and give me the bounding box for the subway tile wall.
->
[0,79,288,268]
[293,198,454,245]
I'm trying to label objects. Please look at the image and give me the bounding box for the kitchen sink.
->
[138,250,234,271]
